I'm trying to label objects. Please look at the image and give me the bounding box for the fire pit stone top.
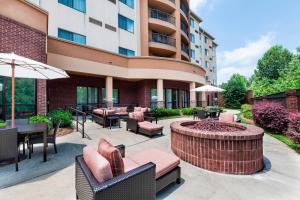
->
[170,120,264,140]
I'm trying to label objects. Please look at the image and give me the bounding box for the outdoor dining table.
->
[5,122,48,162]
[206,109,218,118]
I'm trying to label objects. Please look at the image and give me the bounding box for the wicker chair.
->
[75,145,181,200]
[197,110,207,119]
[28,121,61,157]
[6,119,29,155]
[0,128,19,171]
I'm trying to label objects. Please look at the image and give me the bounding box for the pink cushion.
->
[134,107,142,112]
[105,109,116,115]
[138,121,163,132]
[130,111,144,122]
[83,146,113,183]
[141,107,148,113]
[120,107,127,113]
[128,148,180,179]
[98,139,124,177]
[93,109,104,115]
[219,112,234,123]
[123,157,141,172]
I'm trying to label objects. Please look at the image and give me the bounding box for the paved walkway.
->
[0,117,300,200]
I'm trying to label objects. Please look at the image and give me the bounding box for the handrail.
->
[180,1,189,17]
[70,107,87,138]
[180,21,188,36]
[149,8,175,25]
[181,43,189,55]
[149,31,176,47]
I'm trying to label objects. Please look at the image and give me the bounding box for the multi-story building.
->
[0,0,218,119]
[190,11,217,86]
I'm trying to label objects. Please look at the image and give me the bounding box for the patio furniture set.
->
[192,107,223,120]
[0,119,61,171]
[76,139,181,200]
[92,106,163,137]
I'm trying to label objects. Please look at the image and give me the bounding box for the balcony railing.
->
[149,32,176,47]
[180,22,188,36]
[181,43,189,55]
[180,1,189,17]
[149,9,175,25]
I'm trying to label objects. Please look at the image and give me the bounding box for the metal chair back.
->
[197,110,207,119]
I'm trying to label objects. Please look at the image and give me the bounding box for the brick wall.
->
[0,15,47,115]
[251,89,300,113]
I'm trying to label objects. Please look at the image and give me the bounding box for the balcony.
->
[149,9,176,34]
[148,0,176,13]
[180,22,189,43]
[149,31,177,56]
[180,1,189,17]
[181,42,190,60]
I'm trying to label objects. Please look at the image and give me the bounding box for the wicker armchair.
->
[75,156,156,200]
[0,128,19,171]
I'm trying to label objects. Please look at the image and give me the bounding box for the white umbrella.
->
[191,85,225,92]
[0,52,69,127]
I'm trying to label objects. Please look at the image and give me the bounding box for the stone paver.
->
[0,116,300,200]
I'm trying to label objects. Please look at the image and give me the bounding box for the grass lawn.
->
[158,115,192,120]
[0,122,6,127]
[267,132,300,154]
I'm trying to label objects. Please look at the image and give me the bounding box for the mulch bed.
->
[57,128,73,137]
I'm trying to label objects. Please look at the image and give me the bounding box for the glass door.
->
[0,77,4,120]
[77,86,98,111]
[165,89,172,108]
[172,89,178,109]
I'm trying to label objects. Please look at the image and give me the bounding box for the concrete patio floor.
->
[1,116,300,200]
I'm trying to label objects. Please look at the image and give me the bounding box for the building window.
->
[77,87,98,108]
[199,58,202,65]
[205,36,209,44]
[58,28,86,45]
[119,47,135,56]
[191,49,195,59]
[58,0,86,13]
[205,76,209,81]
[150,89,157,109]
[190,18,195,28]
[199,45,202,52]
[205,61,209,68]
[102,88,119,105]
[118,14,134,33]
[0,77,36,120]
[199,32,202,41]
[205,48,209,56]
[180,90,189,108]
[119,0,134,8]
[190,33,195,43]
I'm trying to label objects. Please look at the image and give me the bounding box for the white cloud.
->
[217,32,275,84]
[190,0,208,10]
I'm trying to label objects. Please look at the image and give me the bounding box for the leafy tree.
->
[255,45,293,79]
[221,74,247,109]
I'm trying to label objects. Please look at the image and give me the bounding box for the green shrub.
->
[29,115,53,130]
[182,108,193,115]
[153,108,180,117]
[0,120,6,127]
[241,104,253,119]
[48,108,73,128]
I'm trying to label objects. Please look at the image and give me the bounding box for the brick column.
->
[106,76,113,108]
[189,82,196,108]
[37,80,47,115]
[157,79,164,108]
[286,89,298,112]
[246,90,253,104]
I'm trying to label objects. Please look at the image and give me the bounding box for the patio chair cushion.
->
[120,107,127,113]
[130,111,144,122]
[141,107,149,112]
[134,107,142,112]
[98,139,124,177]
[105,109,116,115]
[93,109,104,115]
[123,157,141,172]
[83,146,113,183]
[219,112,234,123]
[138,121,163,132]
[128,148,180,179]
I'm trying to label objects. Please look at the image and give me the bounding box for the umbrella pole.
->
[11,62,15,128]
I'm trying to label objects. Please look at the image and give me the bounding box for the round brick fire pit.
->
[170,120,264,175]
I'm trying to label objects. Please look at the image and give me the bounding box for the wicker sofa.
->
[126,112,163,137]
[75,144,181,200]
[92,107,128,127]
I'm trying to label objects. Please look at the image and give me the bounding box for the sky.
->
[190,0,300,84]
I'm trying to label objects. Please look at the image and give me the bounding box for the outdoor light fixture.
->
[0,83,3,92]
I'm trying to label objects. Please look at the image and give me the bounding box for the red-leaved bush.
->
[251,102,289,133]
[287,113,300,143]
